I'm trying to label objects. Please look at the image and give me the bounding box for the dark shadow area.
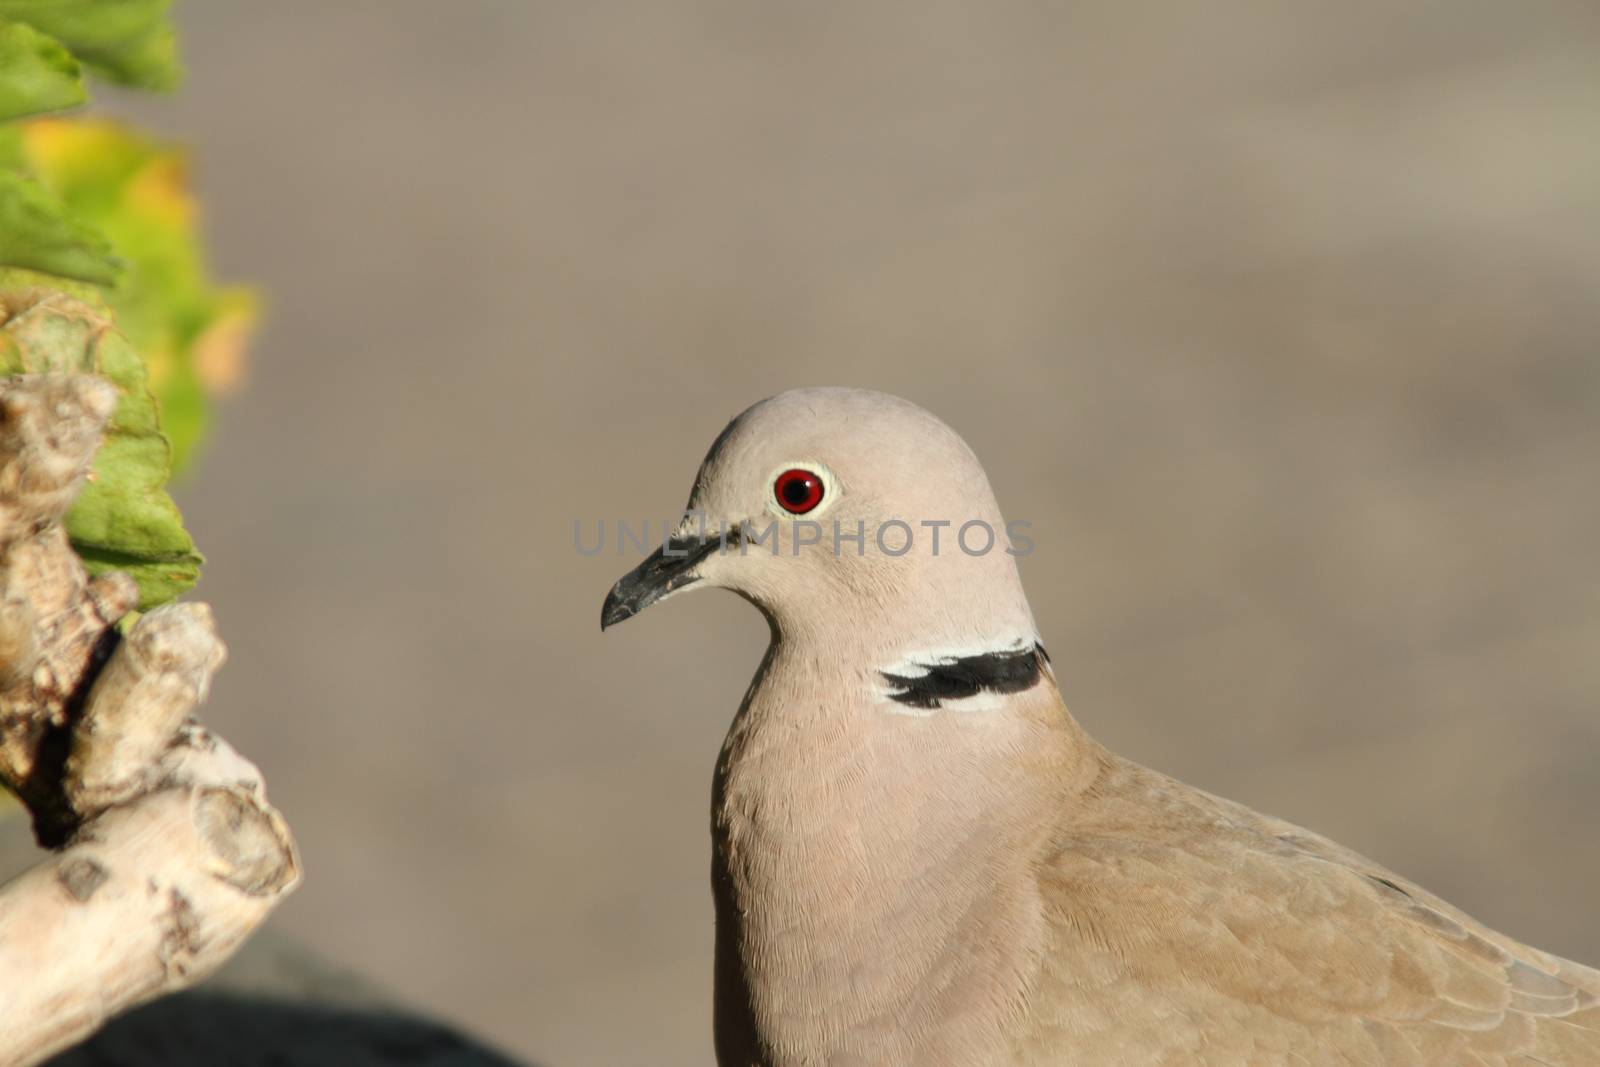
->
[45,993,532,1067]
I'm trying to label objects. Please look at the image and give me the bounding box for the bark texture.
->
[0,373,299,1067]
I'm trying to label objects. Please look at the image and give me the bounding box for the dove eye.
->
[773,468,825,515]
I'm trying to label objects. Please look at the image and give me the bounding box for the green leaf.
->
[0,271,201,608]
[0,17,86,121]
[72,546,198,608]
[0,169,119,283]
[0,0,179,91]
[14,119,256,473]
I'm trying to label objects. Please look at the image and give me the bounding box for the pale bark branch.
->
[0,374,300,1067]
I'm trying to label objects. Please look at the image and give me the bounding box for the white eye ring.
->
[765,461,839,520]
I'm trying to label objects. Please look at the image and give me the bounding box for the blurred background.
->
[46,2,1600,1064]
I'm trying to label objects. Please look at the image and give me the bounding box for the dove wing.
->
[1016,757,1600,1066]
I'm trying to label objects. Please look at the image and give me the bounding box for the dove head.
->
[602,388,1039,657]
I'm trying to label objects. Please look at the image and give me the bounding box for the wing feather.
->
[1015,756,1600,1065]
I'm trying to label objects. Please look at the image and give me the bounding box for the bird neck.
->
[710,632,1098,1064]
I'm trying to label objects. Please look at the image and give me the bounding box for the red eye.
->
[773,468,825,514]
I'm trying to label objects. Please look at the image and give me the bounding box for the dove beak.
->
[601,534,721,630]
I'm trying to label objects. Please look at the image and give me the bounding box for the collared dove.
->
[602,387,1599,1066]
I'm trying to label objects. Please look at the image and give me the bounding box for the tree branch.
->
[0,374,299,1067]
